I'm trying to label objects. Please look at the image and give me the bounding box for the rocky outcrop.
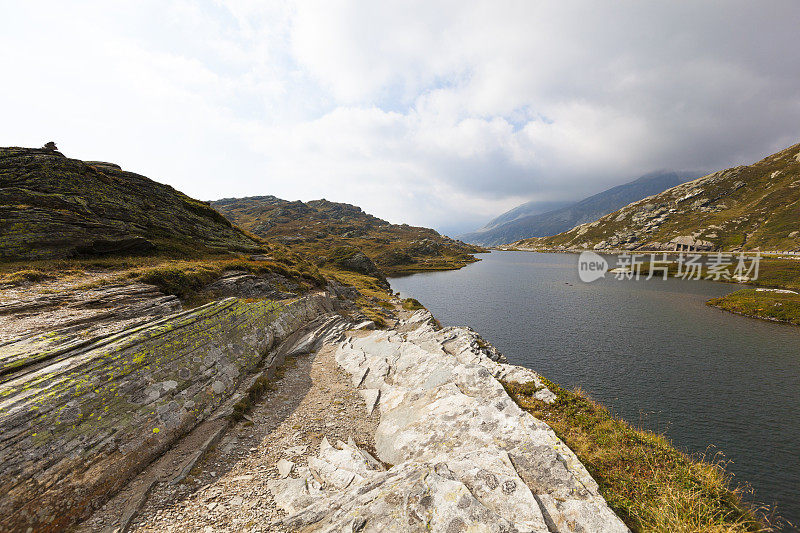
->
[0,286,341,532]
[268,310,627,532]
[0,147,261,260]
[328,246,385,280]
[211,195,486,276]
[199,270,298,300]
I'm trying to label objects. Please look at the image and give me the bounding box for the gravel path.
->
[80,337,378,533]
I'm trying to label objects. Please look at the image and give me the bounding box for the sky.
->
[1,1,799,236]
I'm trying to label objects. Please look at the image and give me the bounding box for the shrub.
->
[401,297,425,311]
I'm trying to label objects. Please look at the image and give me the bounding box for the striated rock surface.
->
[0,285,340,532]
[268,310,627,532]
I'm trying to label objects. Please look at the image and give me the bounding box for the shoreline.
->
[491,247,800,327]
[0,259,774,531]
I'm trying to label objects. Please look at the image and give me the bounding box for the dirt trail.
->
[76,340,378,533]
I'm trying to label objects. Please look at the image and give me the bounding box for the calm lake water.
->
[390,251,800,528]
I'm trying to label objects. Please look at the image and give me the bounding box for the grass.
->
[321,267,391,301]
[708,289,800,325]
[0,269,54,284]
[0,249,325,297]
[401,297,425,311]
[128,258,323,300]
[502,378,772,533]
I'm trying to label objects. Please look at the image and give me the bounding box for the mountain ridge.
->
[0,147,262,260]
[511,142,800,252]
[212,195,486,276]
[460,170,696,246]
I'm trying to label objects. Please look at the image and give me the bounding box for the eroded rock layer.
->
[0,291,338,532]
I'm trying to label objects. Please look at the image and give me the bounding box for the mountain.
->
[212,196,486,276]
[479,200,575,231]
[511,142,800,252]
[0,147,262,260]
[460,171,695,246]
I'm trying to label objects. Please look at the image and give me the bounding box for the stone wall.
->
[0,292,337,532]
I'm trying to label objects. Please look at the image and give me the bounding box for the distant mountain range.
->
[511,142,800,252]
[459,171,696,246]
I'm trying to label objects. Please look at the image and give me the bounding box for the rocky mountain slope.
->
[0,147,261,260]
[512,143,800,252]
[212,196,486,276]
[460,171,694,246]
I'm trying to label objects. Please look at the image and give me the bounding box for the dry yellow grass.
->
[503,380,774,533]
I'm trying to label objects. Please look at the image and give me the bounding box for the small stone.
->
[277,458,294,478]
[358,389,380,415]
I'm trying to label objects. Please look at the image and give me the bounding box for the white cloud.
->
[1,1,799,234]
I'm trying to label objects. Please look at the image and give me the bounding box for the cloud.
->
[1,1,799,234]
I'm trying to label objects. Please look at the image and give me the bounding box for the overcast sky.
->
[2,1,799,235]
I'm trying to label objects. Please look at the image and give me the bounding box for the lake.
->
[390,251,800,528]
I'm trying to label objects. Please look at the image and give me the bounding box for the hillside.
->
[512,143,800,252]
[0,147,262,260]
[460,171,694,246]
[212,196,486,276]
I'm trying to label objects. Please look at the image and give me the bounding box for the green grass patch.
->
[502,378,771,533]
[708,289,800,325]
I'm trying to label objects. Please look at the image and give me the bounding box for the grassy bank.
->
[620,257,800,326]
[708,289,800,326]
[502,379,772,533]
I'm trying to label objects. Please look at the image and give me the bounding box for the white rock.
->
[277,458,294,478]
[358,388,380,415]
[271,316,628,532]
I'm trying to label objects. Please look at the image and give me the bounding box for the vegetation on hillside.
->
[0,147,263,260]
[512,142,800,253]
[212,196,486,277]
[502,379,773,533]
[708,289,800,326]
[0,241,325,304]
